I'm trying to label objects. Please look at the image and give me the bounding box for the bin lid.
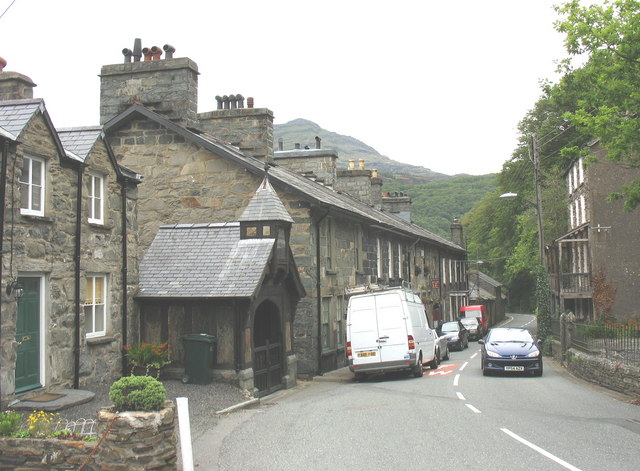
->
[182,333,216,342]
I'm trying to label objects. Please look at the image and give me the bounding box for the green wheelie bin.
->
[182,333,217,384]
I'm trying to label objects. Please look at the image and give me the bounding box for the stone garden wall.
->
[0,402,177,470]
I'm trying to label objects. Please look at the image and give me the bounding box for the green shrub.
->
[109,375,167,411]
[0,410,23,437]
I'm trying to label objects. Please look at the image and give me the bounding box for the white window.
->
[580,194,586,224]
[578,158,585,185]
[388,241,393,278]
[397,243,403,279]
[84,275,107,338]
[19,155,45,216]
[321,297,330,349]
[88,173,104,224]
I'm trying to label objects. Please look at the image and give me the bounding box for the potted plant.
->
[124,342,171,378]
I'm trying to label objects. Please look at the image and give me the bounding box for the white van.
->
[346,286,437,380]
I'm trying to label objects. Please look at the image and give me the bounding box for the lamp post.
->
[500,134,546,270]
[500,191,545,269]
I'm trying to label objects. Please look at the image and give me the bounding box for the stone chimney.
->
[381,191,411,222]
[99,39,199,126]
[0,58,37,100]
[335,159,383,207]
[198,95,274,162]
[450,218,464,247]
[274,138,337,186]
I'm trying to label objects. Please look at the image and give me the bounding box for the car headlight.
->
[485,349,501,358]
[525,350,540,358]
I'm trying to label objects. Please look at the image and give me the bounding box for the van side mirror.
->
[478,339,485,345]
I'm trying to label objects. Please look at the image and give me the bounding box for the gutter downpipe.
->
[74,163,84,389]
[0,140,9,406]
[314,208,330,376]
[120,180,129,377]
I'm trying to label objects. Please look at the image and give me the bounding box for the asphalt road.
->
[195,314,640,470]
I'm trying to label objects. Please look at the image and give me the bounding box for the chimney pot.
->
[247,97,254,108]
[162,44,175,59]
[278,138,284,151]
[315,136,321,149]
[372,169,378,178]
[358,159,365,170]
[133,38,142,62]
[295,143,301,149]
[348,160,355,170]
[0,56,6,72]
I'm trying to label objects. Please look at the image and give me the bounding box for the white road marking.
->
[501,428,582,471]
[465,404,481,413]
[470,353,478,359]
[453,374,460,386]
[456,392,465,400]
[459,362,469,371]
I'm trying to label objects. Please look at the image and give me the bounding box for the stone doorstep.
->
[8,389,95,412]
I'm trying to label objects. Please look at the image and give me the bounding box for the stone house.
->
[547,141,640,321]
[99,41,468,383]
[0,67,139,406]
[1,41,468,403]
[467,270,506,327]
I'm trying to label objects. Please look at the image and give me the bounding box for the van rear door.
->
[349,295,382,367]
[374,292,410,364]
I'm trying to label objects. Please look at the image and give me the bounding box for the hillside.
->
[274,118,497,240]
[383,175,498,240]
[274,119,449,184]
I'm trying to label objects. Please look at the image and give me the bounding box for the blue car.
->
[479,328,543,376]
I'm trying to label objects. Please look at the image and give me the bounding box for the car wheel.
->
[533,364,543,377]
[443,346,450,361]
[481,359,489,376]
[413,355,424,377]
[429,353,439,369]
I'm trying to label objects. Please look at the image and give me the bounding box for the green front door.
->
[15,277,41,393]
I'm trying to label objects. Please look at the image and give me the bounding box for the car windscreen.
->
[488,329,533,342]
[441,322,459,332]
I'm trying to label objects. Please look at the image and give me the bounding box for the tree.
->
[555,0,640,210]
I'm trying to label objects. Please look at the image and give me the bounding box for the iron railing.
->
[573,322,640,365]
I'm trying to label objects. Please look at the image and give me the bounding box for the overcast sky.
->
[1,0,574,175]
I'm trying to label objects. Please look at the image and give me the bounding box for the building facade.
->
[548,142,640,321]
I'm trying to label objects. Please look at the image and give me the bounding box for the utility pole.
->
[532,133,546,270]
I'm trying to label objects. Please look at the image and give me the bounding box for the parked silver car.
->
[431,328,450,362]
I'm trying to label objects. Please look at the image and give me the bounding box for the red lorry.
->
[459,305,488,333]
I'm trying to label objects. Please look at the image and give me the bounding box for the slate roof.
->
[239,176,294,223]
[57,126,102,161]
[105,104,465,253]
[138,223,275,298]
[0,99,43,138]
[0,98,75,163]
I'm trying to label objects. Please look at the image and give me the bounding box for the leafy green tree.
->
[554,0,640,210]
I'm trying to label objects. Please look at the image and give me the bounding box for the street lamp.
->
[500,192,545,269]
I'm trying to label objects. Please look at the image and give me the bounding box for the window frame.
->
[19,155,46,217]
[84,275,107,338]
[87,172,104,225]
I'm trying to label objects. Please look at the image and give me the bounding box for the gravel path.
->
[58,379,252,440]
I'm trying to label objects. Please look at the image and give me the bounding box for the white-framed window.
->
[388,241,393,278]
[325,219,334,270]
[19,155,45,216]
[397,243,403,279]
[84,275,107,338]
[88,173,104,224]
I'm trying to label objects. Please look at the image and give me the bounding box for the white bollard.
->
[176,397,194,471]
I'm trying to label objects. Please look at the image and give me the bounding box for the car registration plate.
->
[357,351,376,358]
[504,366,524,371]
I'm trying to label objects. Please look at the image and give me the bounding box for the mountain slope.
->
[274,118,449,184]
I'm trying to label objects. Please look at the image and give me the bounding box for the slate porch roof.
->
[138,223,275,298]
[105,104,465,253]
[239,176,294,223]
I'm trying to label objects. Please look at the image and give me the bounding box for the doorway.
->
[15,277,42,393]
[253,301,283,396]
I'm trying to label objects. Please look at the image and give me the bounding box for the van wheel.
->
[412,356,424,377]
[429,352,439,369]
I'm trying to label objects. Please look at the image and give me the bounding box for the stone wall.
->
[0,402,177,470]
[565,348,640,396]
